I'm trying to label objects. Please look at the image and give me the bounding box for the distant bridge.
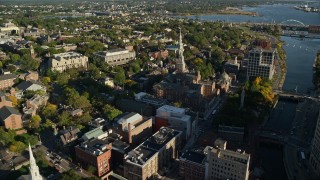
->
[280,19,306,27]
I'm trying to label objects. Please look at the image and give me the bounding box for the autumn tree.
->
[29,115,41,129]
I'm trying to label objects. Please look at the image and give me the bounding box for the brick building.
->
[75,139,112,177]
[179,150,206,180]
[0,74,17,90]
[0,91,13,108]
[0,106,23,130]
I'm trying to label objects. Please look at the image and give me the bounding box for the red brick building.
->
[75,139,112,177]
[0,74,17,90]
[179,150,206,180]
[309,26,320,34]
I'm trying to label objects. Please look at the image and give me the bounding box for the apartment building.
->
[0,74,17,90]
[205,139,250,180]
[49,52,88,72]
[94,49,136,66]
[0,106,23,130]
[247,48,276,80]
[123,127,182,180]
[179,150,206,180]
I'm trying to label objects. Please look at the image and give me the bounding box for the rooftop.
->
[95,48,133,56]
[78,138,112,156]
[206,146,250,165]
[180,150,206,164]
[0,106,21,121]
[116,112,142,126]
[53,51,85,60]
[157,105,185,115]
[124,127,181,166]
[0,74,17,81]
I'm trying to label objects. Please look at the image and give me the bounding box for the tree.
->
[0,127,16,146]
[102,104,122,121]
[9,141,26,153]
[42,119,55,129]
[41,77,51,86]
[57,111,72,126]
[86,165,97,174]
[29,115,41,129]
[7,95,18,106]
[17,134,38,146]
[56,72,70,85]
[42,103,57,118]
[20,54,40,71]
[114,66,125,86]
[77,112,92,124]
[61,170,82,180]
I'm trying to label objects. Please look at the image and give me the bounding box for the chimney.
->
[128,123,132,144]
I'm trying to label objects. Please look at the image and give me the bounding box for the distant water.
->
[185,4,320,25]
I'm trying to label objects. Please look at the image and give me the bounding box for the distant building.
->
[205,139,250,180]
[179,150,206,180]
[309,111,320,177]
[134,92,168,108]
[148,49,169,60]
[113,112,152,145]
[94,49,136,66]
[0,106,23,130]
[254,39,272,49]
[75,138,112,177]
[18,71,39,81]
[0,22,20,35]
[124,127,182,180]
[49,52,88,72]
[218,125,245,144]
[247,48,276,80]
[308,26,320,34]
[116,99,154,117]
[155,105,194,140]
[12,80,46,99]
[0,74,17,90]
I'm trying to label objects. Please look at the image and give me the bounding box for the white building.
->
[49,52,88,72]
[247,48,276,80]
[156,105,192,139]
[18,144,43,180]
[94,48,136,66]
[205,139,250,180]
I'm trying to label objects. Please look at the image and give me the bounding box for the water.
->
[189,3,320,180]
[187,4,320,25]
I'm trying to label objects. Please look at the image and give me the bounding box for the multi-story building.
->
[0,91,13,109]
[49,52,88,72]
[75,138,112,177]
[134,92,168,108]
[179,150,206,180]
[247,48,276,80]
[113,112,152,145]
[123,127,182,180]
[0,74,17,90]
[23,94,49,117]
[0,106,23,130]
[309,111,320,177]
[94,49,136,66]
[155,105,193,140]
[205,139,250,180]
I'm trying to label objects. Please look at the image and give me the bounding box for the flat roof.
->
[180,150,206,164]
[157,105,185,115]
[77,138,111,156]
[53,51,84,58]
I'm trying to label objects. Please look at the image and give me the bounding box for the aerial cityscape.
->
[0,0,319,180]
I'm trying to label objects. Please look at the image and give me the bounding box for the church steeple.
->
[176,27,187,73]
[28,144,43,180]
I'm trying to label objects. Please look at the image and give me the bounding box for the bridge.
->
[273,90,319,101]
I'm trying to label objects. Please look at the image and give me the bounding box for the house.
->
[18,71,39,81]
[0,106,23,130]
[57,126,81,146]
[0,91,13,108]
[0,74,17,90]
[23,94,49,117]
[12,80,46,99]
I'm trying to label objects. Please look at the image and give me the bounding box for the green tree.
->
[60,170,82,180]
[10,54,20,62]
[114,66,126,86]
[42,103,57,118]
[9,141,26,153]
[42,119,55,129]
[77,112,92,124]
[0,127,16,146]
[20,54,40,71]
[102,104,122,121]
[57,111,72,126]
[29,115,41,129]
[56,72,70,85]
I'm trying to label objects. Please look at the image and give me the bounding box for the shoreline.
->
[171,11,258,17]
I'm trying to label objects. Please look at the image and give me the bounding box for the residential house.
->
[12,80,46,99]
[0,106,23,130]
[0,91,13,108]
[0,74,17,90]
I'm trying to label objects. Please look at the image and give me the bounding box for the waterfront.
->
[190,3,320,180]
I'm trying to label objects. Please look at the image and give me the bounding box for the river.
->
[189,3,320,180]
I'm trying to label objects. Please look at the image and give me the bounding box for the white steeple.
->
[176,27,186,73]
[28,144,43,180]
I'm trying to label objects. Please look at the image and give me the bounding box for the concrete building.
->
[309,111,320,177]
[123,127,182,180]
[205,139,250,180]
[0,106,23,130]
[134,92,168,108]
[247,48,276,80]
[94,49,136,66]
[179,150,206,180]
[49,52,88,72]
[155,105,193,140]
[113,112,153,145]
[0,74,17,90]
[75,138,112,177]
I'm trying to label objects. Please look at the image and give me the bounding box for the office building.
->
[309,111,320,177]
[94,49,136,66]
[247,48,276,80]
[155,105,193,140]
[179,150,206,180]
[75,138,112,177]
[49,52,88,72]
[113,112,152,145]
[205,139,250,180]
[123,127,182,180]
